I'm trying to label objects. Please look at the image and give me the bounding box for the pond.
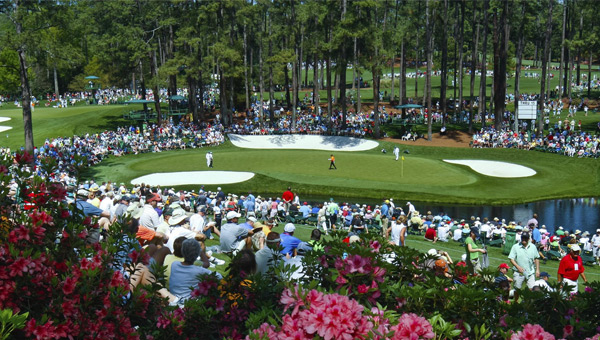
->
[299,195,600,235]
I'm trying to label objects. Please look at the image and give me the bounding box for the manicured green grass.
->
[0,104,133,149]
[82,137,600,205]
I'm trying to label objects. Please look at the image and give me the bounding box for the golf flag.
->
[402,156,405,161]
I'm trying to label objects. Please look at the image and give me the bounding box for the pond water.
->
[300,196,600,235]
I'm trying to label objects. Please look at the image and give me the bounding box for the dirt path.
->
[382,130,473,148]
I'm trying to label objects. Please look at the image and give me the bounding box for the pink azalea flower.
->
[563,325,574,338]
[390,313,435,340]
[510,324,555,340]
[357,284,369,294]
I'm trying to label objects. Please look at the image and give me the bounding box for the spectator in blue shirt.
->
[280,223,302,257]
[299,202,311,218]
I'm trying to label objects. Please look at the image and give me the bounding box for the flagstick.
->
[401,157,404,178]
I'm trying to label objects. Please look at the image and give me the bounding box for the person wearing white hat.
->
[557,244,588,294]
[220,211,253,255]
[280,223,301,257]
[592,229,600,264]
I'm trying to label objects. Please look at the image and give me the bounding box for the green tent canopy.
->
[125,99,155,104]
[394,104,423,109]
[169,95,186,100]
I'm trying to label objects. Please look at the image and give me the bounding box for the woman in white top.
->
[389,215,408,246]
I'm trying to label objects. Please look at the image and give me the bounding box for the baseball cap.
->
[427,249,438,257]
[226,211,241,220]
[498,263,510,270]
[247,216,257,223]
[284,223,296,233]
[540,271,550,278]
[570,244,581,252]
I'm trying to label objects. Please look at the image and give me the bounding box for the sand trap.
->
[229,134,378,151]
[444,160,536,178]
[131,171,255,186]
[0,117,12,133]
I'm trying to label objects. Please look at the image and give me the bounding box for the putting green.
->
[115,149,476,188]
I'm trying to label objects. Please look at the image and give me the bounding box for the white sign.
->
[518,101,537,120]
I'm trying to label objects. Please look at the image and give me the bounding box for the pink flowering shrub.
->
[510,324,556,340]
[390,313,435,340]
[249,287,435,340]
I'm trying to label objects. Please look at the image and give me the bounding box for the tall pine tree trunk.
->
[479,0,489,128]
[538,0,553,134]
[493,0,508,131]
[514,1,526,131]
[400,38,406,105]
[469,0,479,133]
[426,0,434,140]
[440,0,448,125]
[150,49,162,125]
[243,25,250,110]
[313,50,319,110]
[259,40,265,124]
[559,2,567,97]
[15,3,34,154]
[458,0,465,119]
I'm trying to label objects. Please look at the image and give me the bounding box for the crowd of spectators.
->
[4,122,226,187]
[472,126,600,158]
[41,181,597,304]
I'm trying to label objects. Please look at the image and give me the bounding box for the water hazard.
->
[299,196,600,235]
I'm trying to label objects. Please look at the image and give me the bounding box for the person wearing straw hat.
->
[557,244,588,294]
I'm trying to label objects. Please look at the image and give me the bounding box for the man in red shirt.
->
[424,225,437,243]
[557,244,588,294]
[282,187,294,213]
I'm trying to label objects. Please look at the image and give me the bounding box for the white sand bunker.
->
[0,117,12,133]
[443,159,536,178]
[229,134,378,151]
[131,171,255,186]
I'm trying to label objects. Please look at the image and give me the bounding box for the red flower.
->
[48,183,68,201]
[563,325,574,338]
[30,211,53,227]
[60,209,70,219]
[62,276,77,295]
[357,284,369,294]
[14,151,33,165]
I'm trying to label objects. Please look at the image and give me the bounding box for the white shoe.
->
[211,257,226,266]
[209,262,216,268]
[206,250,213,257]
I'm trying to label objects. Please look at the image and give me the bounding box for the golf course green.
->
[81,139,600,205]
